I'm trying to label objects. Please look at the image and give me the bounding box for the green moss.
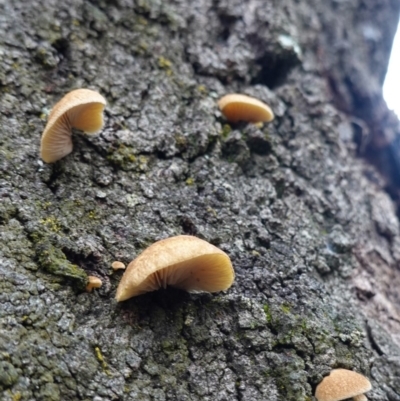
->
[197,85,208,95]
[12,392,22,401]
[185,177,194,186]
[0,201,17,224]
[281,303,291,314]
[174,133,187,152]
[263,304,272,323]
[35,240,87,290]
[87,210,98,220]
[107,145,149,172]
[220,124,231,139]
[161,340,174,351]
[41,201,52,210]
[0,361,19,387]
[134,40,150,56]
[136,15,149,26]
[206,206,217,217]
[40,216,62,232]
[94,346,111,376]
[157,56,173,76]
[266,355,308,400]
[158,56,172,69]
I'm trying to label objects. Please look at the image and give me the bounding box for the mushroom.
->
[115,235,234,301]
[218,93,274,123]
[315,369,372,401]
[86,276,102,292]
[40,88,107,163]
[111,261,126,271]
[353,396,367,401]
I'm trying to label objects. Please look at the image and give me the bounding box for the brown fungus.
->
[115,235,235,301]
[315,369,372,401]
[86,276,102,293]
[218,93,274,123]
[40,89,106,163]
[111,261,126,271]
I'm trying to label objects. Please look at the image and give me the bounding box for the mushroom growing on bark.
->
[111,261,126,271]
[86,276,102,293]
[115,235,234,301]
[218,93,274,123]
[40,88,106,163]
[315,369,372,401]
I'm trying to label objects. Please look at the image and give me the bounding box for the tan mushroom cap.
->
[86,276,102,293]
[218,93,274,123]
[315,369,372,401]
[115,235,235,301]
[111,261,126,271]
[40,89,106,163]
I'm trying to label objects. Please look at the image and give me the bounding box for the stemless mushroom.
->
[86,276,102,293]
[115,235,235,301]
[40,88,106,163]
[111,261,126,271]
[218,93,274,123]
[315,369,372,401]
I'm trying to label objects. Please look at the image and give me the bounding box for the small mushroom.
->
[86,276,102,292]
[218,93,274,123]
[115,235,235,301]
[111,261,126,271]
[40,88,107,163]
[315,369,372,401]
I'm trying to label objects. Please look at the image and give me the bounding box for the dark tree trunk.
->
[1,0,400,400]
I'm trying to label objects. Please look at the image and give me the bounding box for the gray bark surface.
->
[1,0,400,400]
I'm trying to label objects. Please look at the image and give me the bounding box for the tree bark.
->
[1,0,400,400]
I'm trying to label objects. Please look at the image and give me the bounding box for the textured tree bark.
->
[1,0,400,400]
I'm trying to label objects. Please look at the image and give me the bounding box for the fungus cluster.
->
[40,90,273,163]
[37,73,375,401]
[218,93,274,123]
[115,235,235,302]
[40,88,106,163]
[315,369,372,401]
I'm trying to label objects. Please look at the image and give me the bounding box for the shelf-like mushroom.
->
[40,88,106,163]
[315,369,372,401]
[115,235,235,301]
[86,276,102,293]
[218,93,274,123]
[111,261,126,271]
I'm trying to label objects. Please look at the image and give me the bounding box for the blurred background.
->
[384,19,400,117]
